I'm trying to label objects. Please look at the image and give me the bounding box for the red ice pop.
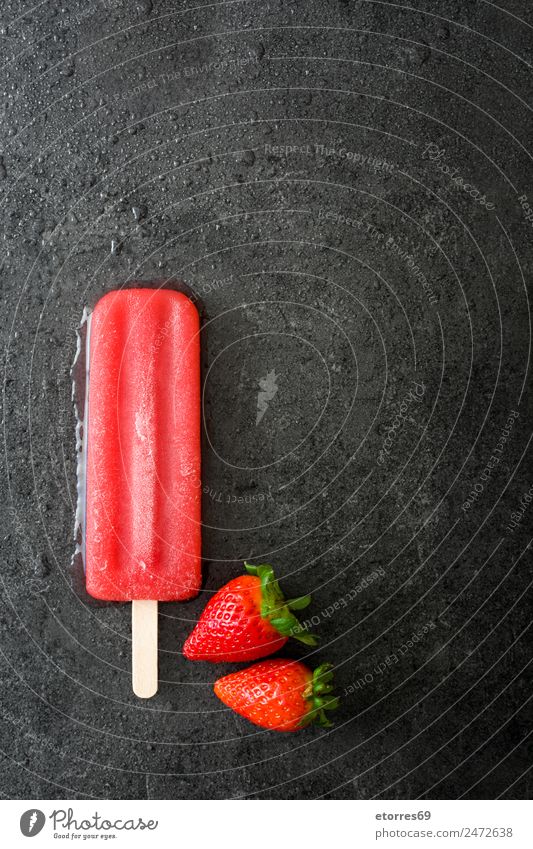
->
[84,288,201,696]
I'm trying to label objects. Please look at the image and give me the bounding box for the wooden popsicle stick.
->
[132,600,158,698]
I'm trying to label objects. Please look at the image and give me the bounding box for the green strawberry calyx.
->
[302,663,340,728]
[244,562,318,647]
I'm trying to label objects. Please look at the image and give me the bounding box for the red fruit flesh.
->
[214,659,313,732]
[183,576,287,662]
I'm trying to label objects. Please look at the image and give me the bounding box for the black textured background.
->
[1,0,532,800]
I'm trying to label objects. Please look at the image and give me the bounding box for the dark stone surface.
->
[0,0,531,799]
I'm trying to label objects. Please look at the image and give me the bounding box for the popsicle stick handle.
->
[132,600,158,698]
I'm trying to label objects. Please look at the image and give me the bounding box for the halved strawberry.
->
[183,562,317,662]
[214,659,339,731]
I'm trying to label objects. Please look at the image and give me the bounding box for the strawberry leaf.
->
[286,595,312,610]
[244,562,318,646]
[301,663,340,728]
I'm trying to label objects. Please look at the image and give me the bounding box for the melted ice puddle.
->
[72,308,91,559]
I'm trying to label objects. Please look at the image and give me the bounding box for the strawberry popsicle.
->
[84,288,201,696]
